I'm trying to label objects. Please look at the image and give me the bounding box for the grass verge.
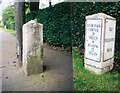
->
[73,48,119,91]
[0,28,15,36]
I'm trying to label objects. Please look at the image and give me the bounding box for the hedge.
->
[26,2,71,51]
[71,2,120,59]
[26,2,120,58]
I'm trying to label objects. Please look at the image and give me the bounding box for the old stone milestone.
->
[22,20,43,76]
[84,13,116,74]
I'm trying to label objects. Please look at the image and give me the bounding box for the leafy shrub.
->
[26,2,120,56]
[2,5,15,30]
[26,2,72,51]
[71,2,120,59]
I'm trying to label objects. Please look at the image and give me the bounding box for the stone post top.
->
[86,13,116,20]
[23,20,43,27]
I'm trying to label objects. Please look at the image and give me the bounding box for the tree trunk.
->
[49,0,51,7]
[14,0,25,66]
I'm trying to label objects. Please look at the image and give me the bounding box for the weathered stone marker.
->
[84,13,116,74]
[23,19,43,76]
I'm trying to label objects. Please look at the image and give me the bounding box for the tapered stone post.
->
[84,13,116,74]
[22,20,43,76]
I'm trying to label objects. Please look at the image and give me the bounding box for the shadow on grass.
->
[110,59,120,74]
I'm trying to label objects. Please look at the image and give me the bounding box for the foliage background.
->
[26,2,72,51]
[2,5,15,30]
[71,2,120,60]
[2,2,120,56]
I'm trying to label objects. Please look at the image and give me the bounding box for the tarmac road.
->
[1,29,73,91]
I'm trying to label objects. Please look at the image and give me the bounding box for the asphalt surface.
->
[0,29,73,91]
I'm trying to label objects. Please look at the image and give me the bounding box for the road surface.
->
[0,29,73,91]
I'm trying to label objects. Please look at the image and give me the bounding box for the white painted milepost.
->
[104,19,116,61]
[84,13,116,74]
[85,19,102,61]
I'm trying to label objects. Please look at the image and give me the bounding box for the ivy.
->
[26,2,120,56]
[26,2,71,51]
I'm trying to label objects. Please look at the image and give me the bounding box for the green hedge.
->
[26,2,71,51]
[26,2,120,57]
[71,2,120,59]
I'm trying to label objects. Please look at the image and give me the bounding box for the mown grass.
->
[0,27,15,36]
[73,48,119,92]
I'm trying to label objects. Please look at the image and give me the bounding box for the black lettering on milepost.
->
[87,24,101,28]
[94,24,101,28]
[89,51,97,56]
[88,43,98,48]
[87,24,93,27]
[88,28,99,32]
[107,48,112,52]
[89,36,98,40]
[91,47,94,51]
[105,38,114,42]
[86,23,101,57]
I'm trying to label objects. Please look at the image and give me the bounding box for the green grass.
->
[0,27,15,36]
[73,49,119,92]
